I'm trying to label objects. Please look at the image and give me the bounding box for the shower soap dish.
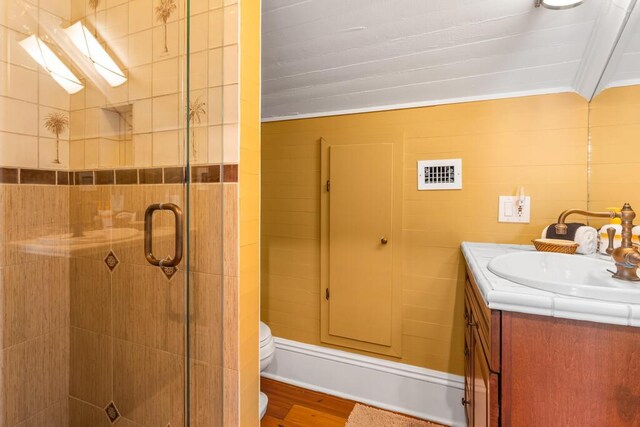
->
[532,238,579,255]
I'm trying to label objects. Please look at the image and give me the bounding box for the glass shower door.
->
[0,0,224,425]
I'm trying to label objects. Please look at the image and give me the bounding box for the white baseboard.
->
[261,337,466,427]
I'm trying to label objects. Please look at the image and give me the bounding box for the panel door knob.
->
[381,237,388,244]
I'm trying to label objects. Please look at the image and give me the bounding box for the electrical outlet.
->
[498,196,530,223]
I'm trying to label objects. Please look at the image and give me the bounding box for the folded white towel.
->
[541,225,598,255]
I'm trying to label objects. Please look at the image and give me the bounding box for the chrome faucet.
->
[555,203,640,281]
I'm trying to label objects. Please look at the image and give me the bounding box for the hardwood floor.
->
[260,378,445,427]
[261,378,355,426]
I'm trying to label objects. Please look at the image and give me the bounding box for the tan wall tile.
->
[223,275,239,371]
[190,12,210,53]
[39,0,70,20]
[128,0,153,33]
[112,262,185,354]
[152,21,180,62]
[208,8,224,49]
[0,62,37,104]
[189,359,223,426]
[39,72,71,111]
[191,51,209,90]
[0,263,48,347]
[69,397,111,427]
[190,272,223,365]
[207,87,224,126]
[16,398,69,427]
[0,97,38,136]
[69,327,113,408]
[0,133,38,168]
[223,368,240,427]
[70,257,112,335]
[113,338,185,427]
[1,329,69,426]
[223,184,239,277]
[129,65,153,102]
[152,58,180,97]
[190,183,223,274]
[223,4,238,46]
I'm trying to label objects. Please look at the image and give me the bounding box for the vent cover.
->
[417,159,462,190]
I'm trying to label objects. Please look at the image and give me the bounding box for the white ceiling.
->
[261,0,639,121]
[601,0,640,89]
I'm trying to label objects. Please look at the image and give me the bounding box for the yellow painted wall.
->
[238,0,261,425]
[261,92,589,375]
[589,85,640,217]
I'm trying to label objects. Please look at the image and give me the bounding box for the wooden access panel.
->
[327,143,394,346]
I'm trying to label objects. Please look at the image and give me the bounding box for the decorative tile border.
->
[0,164,238,185]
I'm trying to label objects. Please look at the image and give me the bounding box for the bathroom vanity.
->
[462,243,640,427]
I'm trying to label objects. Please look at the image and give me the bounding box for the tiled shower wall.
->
[0,1,72,168]
[0,185,70,426]
[66,182,227,426]
[0,179,231,426]
[1,0,238,171]
[66,0,239,169]
[1,0,246,425]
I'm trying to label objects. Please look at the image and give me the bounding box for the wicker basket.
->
[532,238,579,254]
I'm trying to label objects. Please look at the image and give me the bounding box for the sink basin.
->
[37,227,139,246]
[487,251,640,304]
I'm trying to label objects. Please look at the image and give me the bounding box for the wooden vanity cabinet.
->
[464,269,500,427]
[465,262,640,427]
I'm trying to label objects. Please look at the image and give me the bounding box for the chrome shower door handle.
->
[144,203,184,268]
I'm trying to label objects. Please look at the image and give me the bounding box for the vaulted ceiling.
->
[601,0,640,89]
[262,0,639,121]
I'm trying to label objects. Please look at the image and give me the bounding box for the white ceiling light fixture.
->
[64,22,127,87]
[19,35,84,94]
[535,0,584,10]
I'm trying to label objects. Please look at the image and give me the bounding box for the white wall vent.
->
[417,159,462,191]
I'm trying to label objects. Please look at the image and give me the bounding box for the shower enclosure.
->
[0,0,227,425]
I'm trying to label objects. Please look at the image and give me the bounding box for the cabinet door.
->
[463,294,473,425]
[472,325,499,427]
[472,324,489,427]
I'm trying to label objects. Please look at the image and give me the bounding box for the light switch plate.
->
[499,196,530,223]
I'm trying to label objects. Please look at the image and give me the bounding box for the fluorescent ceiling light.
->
[19,35,84,94]
[536,0,584,10]
[64,22,127,87]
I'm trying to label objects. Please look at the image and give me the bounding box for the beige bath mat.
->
[345,403,442,427]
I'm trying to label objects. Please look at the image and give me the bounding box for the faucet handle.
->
[606,227,616,255]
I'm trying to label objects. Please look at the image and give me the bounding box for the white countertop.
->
[461,242,640,327]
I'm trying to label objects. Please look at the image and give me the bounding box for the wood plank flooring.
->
[260,377,445,427]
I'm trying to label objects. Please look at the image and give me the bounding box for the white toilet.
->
[259,321,275,419]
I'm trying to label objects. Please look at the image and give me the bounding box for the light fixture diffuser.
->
[64,22,127,87]
[19,35,84,94]
[536,0,584,10]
